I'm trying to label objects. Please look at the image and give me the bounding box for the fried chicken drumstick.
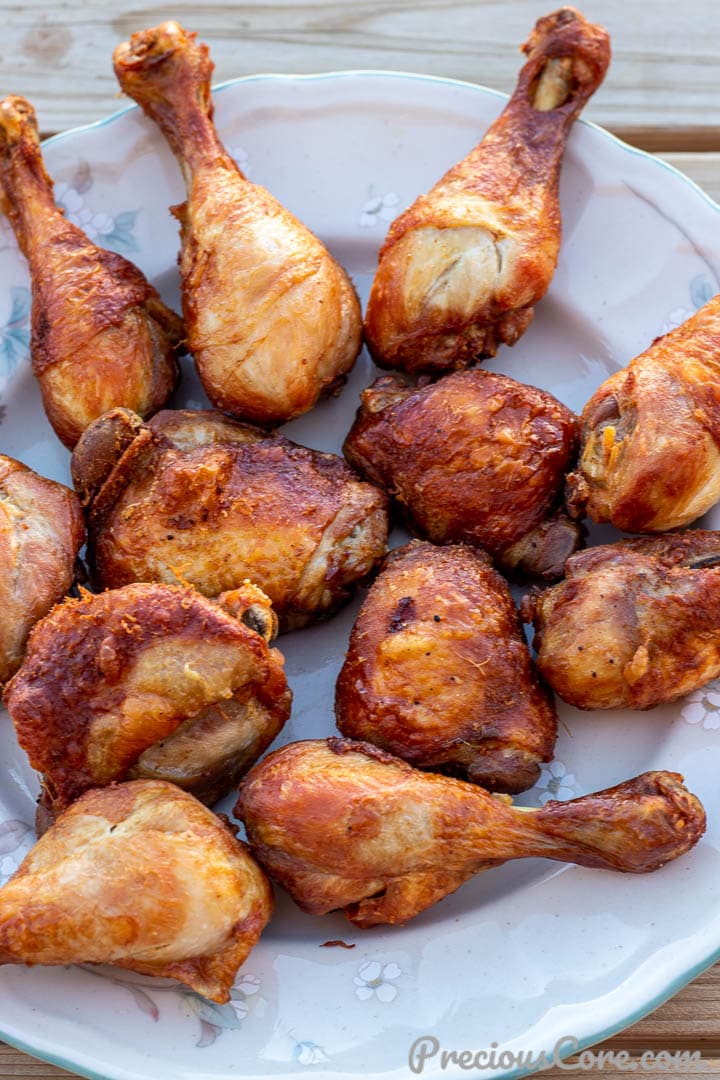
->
[113,22,361,425]
[335,542,557,792]
[567,293,720,531]
[0,454,84,685]
[0,781,272,1002]
[5,581,291,829]
[72,407,388,629]
[523,530,720,710]
[343,370,580,580]
[0,97,182,448]
[238,739,705,928]
[363,8,610,374]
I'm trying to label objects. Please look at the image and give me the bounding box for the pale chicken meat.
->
[5,581,291,830]
[0,454,84,685]
[364,8,610,374]
[0,781,272,1002]
[343,370,580,580]
[523,531,720,710]
[567,293,720,532]
[335,542,557,792]
[238,739,705,927]
[71,408,388,629]
[0,97,182,449]
[113,22,361,425]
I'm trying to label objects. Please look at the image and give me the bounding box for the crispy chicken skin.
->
[237,739,705,928]
[567,293,720,532]
[5,581,291,829]
[0,454,84,685]
[363,8,610,374]
[113,23,361,426]
[523,530,720,710]
[335,542,557,792]
[0,780,272,1002]
[343,371,580,579]
[71,408,388,629]
[0,97,182,449]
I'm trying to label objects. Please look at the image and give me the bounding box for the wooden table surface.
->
[1,1,719,1077]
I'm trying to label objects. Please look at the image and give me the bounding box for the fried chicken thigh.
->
[567,293,720,531]
[523,530,720,710]
[238,739,705,928]
[0,454,84,685]
[335,542,556,792]
[5,581,291,828]
[71,408,388,629]
[0,781,272,1002]
[113,23,361,426]
[363,8,610,374]
[343,370,580,579]
[0,97,182,449]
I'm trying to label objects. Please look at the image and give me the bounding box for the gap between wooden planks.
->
[5,0,720,143]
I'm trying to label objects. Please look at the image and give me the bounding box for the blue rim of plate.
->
[0,68,715,1080]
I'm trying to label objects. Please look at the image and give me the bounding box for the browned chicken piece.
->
[522,530,720,710]
[113,23,361,426]
[0,97,182,449]
[567,293,720,532]
[71,407,388,629]
[343,370,580,580]
[0,780,272,1002]
[5,580,291,830]
[238,739,705,928]
[0,454,84,685]
[363,8,610,375]
[335,541,557,792]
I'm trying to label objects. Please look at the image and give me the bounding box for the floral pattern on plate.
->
[55,163,139,253]
[534,760,579,805]
[353,960,403,1002]
[0,286,30,381]
[682,683,720,731]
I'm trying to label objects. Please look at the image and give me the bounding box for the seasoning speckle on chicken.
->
[72,407,389,629]
[343,370,580,580]
[238,739,705,927]
[0,454,84,686]
[113,22,362,425]
[567,291,720,532]
[363,8,610,375]
[336,541,557,792]
[0,96,182,449]
[0,781,273,1003]
[523,530,720,710]
[5,581,291,830]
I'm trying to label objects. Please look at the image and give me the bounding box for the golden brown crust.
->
[567,293,720,531]
[0,780,273,1002]
[113,22,361,425]
[72,408,388,628]
[5,581,291,821]
[237,738,705,927]
[343,370,578,577]
[363,8,610,374]
[523,530,720,710]
[0,96,182,449]
[336,541,557,792]
[0,454,85,685]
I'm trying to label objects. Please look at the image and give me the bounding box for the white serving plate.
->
[0,71,719,1080]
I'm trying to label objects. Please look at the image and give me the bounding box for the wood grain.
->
[1,0,719,147]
